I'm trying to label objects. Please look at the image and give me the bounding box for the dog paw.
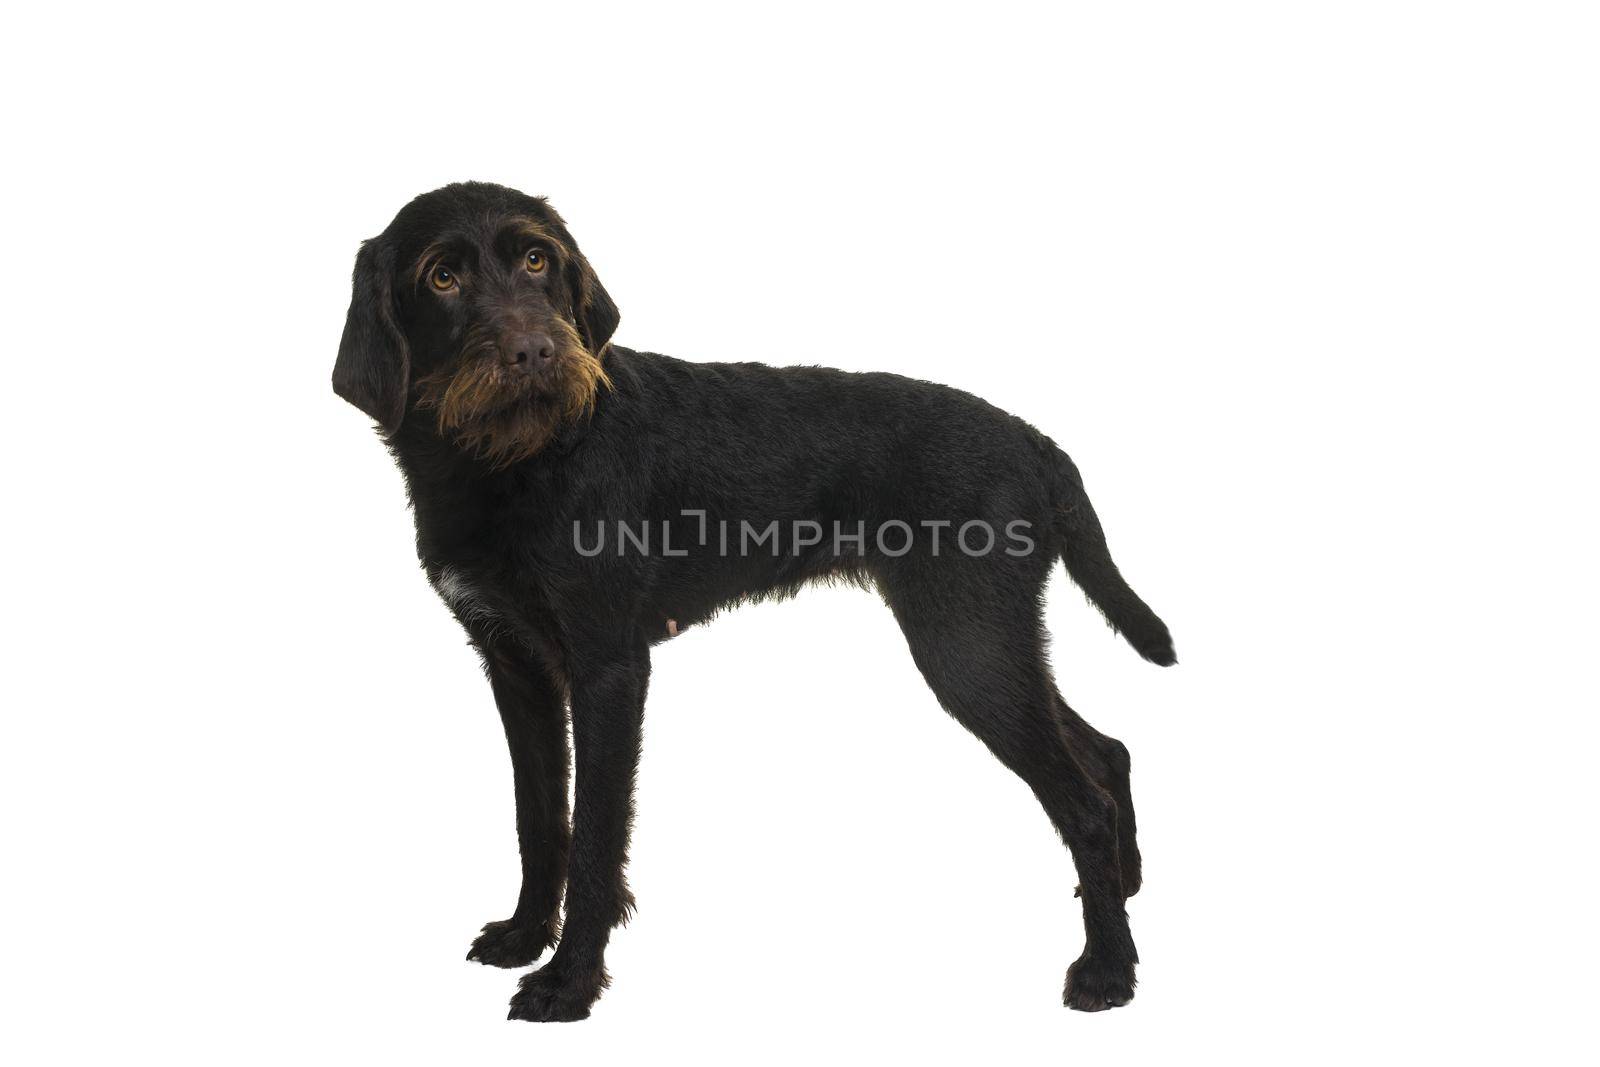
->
[467,919,555,969]
[1064,951,1137,1012]
[507,964,606,1022]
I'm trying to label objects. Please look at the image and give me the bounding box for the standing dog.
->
[334,182,1174,1021]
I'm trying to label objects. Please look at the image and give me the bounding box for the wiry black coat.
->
[335,182,1174,1021]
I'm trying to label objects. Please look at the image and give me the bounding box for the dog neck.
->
[385,383,604,513]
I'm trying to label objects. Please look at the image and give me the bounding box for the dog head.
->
[333,182,619,465]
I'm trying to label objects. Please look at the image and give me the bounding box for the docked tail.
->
[1054,452,1176,666]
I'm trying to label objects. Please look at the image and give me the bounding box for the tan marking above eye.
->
[429,265,457,291]
[526,249,547,273]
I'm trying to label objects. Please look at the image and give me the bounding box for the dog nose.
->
[502,332,555,369]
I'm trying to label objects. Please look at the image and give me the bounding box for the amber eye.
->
[429,265,457,292]
[525,249,547,273]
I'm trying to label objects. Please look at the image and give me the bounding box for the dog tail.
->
[1053,450,1176,666]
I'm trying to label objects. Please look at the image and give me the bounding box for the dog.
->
[333,181,1174,1021]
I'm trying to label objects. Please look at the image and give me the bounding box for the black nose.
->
[502,332,555,369]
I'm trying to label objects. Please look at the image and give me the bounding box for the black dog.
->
[334,182,1174,1021]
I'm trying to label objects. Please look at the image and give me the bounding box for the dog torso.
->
[393,345,1067,671]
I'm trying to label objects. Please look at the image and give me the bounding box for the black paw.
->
[1064,951,1137,1012]
[467,919,555,969]
[507,964,606,1022]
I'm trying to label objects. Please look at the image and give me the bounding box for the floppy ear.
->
[563,242,620,356]
[332,239,410,434]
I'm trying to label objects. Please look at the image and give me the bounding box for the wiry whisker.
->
[413,321,610,468]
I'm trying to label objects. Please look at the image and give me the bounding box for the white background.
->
[3,2,1596,1063]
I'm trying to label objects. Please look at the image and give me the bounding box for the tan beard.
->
[414,318,611,467]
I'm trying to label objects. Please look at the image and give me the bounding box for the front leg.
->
[509,643,648,1021]
[465,635,571,969]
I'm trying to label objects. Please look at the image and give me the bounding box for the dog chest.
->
[428,565,502,628]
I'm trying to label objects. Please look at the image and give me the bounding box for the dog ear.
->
[333,239,410,434]
[553,231,620,356]
[571,249,620,356]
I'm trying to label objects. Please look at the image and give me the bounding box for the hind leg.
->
[1054,694,1141,897]
[884,579,1137,1011]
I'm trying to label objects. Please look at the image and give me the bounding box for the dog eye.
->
[525,249,547,274]
[429,265,457,292]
